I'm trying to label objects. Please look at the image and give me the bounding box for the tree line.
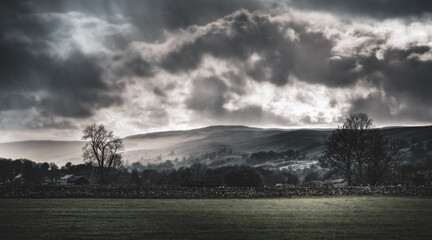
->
[0,156,430,187]
[66,117,432,186]
[0,114,430,187]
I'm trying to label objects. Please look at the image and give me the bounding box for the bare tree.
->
[82,123,124,183]
[319,113,401,185]
[343,113,374,182]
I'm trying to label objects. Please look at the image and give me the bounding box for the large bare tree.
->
[82,123,124,183]
[319,113,401,185]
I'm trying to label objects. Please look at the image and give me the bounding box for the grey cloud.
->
[300,112,331,125]
[224,105,290,125]
[2,0,432,132]
[153,87,167,98]
[222,71,247,95]
[381,47,432,104]
[164,82,176,91]
[0,39,123,118]
[152,83,177,99]
[161,9,432,124]
[0,110,76,130]
[14,0,266,42]
[350,93,432,125]
[0,11,124,128]
[112,53,154,78]
[160,10,359,87]
[0,94,37,111]
[186,76,289,125]
[349,45,432,122]
[288,0,432,19]
[126,106,170,129]
[187,77,227,116]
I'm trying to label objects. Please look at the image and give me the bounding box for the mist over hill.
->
[0,125,431,170]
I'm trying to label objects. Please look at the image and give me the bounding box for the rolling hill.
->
[0,125,430,168]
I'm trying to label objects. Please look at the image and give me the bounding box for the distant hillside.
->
[0,125,431,168]
[0,140,83,165]
[381,126,432,143]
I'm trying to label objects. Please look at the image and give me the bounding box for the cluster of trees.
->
[0,149,320,187]
[0,157,429,187]
[140,163,327,187]
[247,150,303,164]
[319,113,431,186]
[0,158,265,187]
[0,158,95,185]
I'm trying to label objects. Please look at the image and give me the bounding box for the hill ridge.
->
[0,125,431,166]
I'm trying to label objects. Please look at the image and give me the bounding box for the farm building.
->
[13,173,24,184]
[59,174,89,185]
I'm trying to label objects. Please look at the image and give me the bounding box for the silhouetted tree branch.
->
[82,123,124,183]
[319,113,401,186]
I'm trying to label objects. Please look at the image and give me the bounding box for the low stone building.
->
[59,174,89,185]
[13,173,24,184]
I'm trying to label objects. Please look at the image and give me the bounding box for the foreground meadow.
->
[0,196,431,239]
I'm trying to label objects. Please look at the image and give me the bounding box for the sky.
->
[1,0,432,142]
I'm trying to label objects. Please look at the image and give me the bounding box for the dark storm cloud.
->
[0,7,124,129]
[0,36,123,118]
[10,0,265,42]
[0,94,36,111]
[0,1,269,130]
[350,93,432,124]
[112,53,154,78]
[349,45,432,122]
[159,9,432,124]
[380,47,432,104]
[288,0,432,19]
[161,10,359,87]
[1,0,432,133]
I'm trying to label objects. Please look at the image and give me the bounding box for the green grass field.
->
[0,196,431,239]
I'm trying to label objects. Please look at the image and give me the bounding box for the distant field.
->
[0,197,431,239]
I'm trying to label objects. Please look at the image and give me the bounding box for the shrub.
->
[224,167,264,187]
[304,171,322,183]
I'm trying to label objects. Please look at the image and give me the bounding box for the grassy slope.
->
[0,196,431,239]
[0,125,430,165]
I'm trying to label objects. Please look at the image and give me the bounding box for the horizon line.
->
[1,124,431,144]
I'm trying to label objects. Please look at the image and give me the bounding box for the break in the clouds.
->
[0,0,431,141]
